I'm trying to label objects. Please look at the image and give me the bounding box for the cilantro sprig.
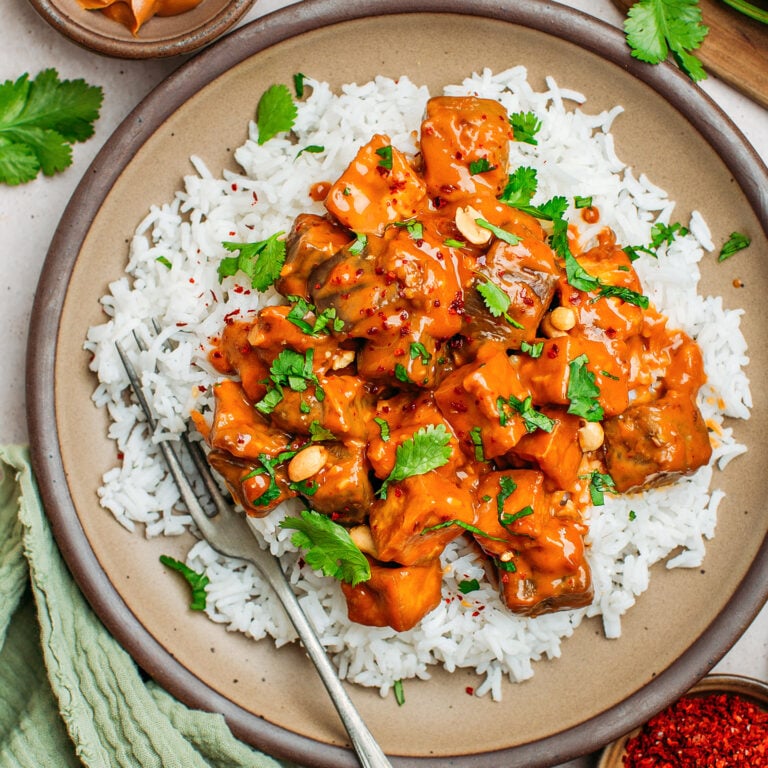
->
[475,276,524,329]
[0,69,103,185]
[377,423,452,499]
[219,233,286,291]
[256,348,324,415]
[509,111,542,145]
[567,354,604,422]
[624,0,709,82]
[497,394,555,433]
[280,509,371,585]
[159,555,209,611]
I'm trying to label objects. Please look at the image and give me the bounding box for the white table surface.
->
[1,0,765,764]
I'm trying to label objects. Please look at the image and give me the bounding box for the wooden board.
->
[612,0,768,109]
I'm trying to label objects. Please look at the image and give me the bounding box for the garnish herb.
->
[597,284,650,309]
[443,237,466,248]
[286,296,344,335]
[476,218,522,246]
[564,250,649,308]
[509,111,542,145]
[421,519,510,544]
[629,510,637,521]
[496,475,517,518]
[585,470,616,506]
[469,158,495,174]
[393,679,406,706]
[458,578,481,594]
[394,363,413,384]
[373,417,391,442]
[395,219,424,240]
[718,231,750,262]
[280,509,371,585]
[219,233,286,291]
[499,505,534,530]
[409,341,431,365]
[624,0,709,82]
[375,144,393,170]
[348,232,367,255]
[567,354,604,422]
[156,256,172,270]
[296,144,324,158]
[256,84,298,145]
[476,277,524,329]
[497,394,555,433]
[496,558,517,573]
[0,68,103,186]
[574,195,593,209]
[520,340,544,358]
[293,72,307,98]
[498,166,538,210]
[309,420,335,441]
[651,221,689,248]
[377,423,452,499]
[256,348,324,415]
[244,450,297,506]
[159,555,209,611]
[469,426,485,462]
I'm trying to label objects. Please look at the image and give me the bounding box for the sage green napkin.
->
[0,444,293,768]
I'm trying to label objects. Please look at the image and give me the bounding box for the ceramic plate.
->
[27,1,768,766]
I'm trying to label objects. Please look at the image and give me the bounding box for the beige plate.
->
[27,1,768,766]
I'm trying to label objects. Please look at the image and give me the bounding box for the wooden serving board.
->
[612,0,768,109]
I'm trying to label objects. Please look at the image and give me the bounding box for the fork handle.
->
[258,555,394,768]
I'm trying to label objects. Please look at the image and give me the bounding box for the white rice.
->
[85,67,751,700]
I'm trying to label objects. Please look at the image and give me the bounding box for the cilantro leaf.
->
[469,426,485,462]
[293,72,307,98]
[509,111,542,145]
[159,555,209,611]
[718,231,750,262]
[375,144,393,170]
[624,0,709,82]
[256,84,297,145]
[499,166,538,208]
[567,354,604,422]
[564,250,601,293]
[309,420,335,441]
[597,284,650,309]
[650,221,688,248]
[421,519,510,544]
[496,475,517,519]
[476,277,524,329]
[256,348,324,414]
[469,158,495,174]
[219,233,286,291]
[280,509,371,585]
[393,679,405,706]
[348,232,367,255]
[378,423,452,499]
[374,417,391,442]
[409,341,431,365]
[497,394,555,433]
[520,340,544,358]
[458,578,480,594]
[0,69,103,185]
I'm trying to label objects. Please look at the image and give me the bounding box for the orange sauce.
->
[77,0,203,35]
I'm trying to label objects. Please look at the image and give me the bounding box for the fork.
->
[115,339,393,768]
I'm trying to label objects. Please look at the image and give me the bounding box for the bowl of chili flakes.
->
[598,673,768,767]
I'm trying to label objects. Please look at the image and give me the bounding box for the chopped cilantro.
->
[586,470,617,506]
[421,519,510,544]
[476,218,522,245]
[219,233,286,291]
[520,340,544,358]
[395,219,424,240]
[309,420,335,441]
[393,679,405,706]
[159,555,209,611]
[286,296,343,335]
[574,195,593,209]
[718,231,750,262]
[458,578,480,594]
[469,426,485,462]
[509,111,542,145]
[499,505,534,530]
[496,475,517,519]
[375,144,393,170]
[256,84,297,145]
[348,232,367,255]
[409,341,431,365]
[373,417,391,442]
[256,348,324,414]
[567,354,604,422]
[651,221,689,248]
[293,72,307,98]
[443,237,466,248]
[156,256,172,270]
[629,509,637,521]
[378,424,452,499]
[497,394,555,433]
[296,144,324,158]
[280,509,371,585]
[469,158,495,174]
[394,363,413,384]
[499,166,538,209]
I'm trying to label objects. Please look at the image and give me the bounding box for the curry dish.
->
[191,96,712,632]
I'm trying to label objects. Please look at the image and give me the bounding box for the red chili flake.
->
[605,327,617,339]
[622,692,768,768]
[465,686,474,696]
[547,343,560,359]
[231,183,238,192]
[394,486,404,498]
[188,277,195,284]
[116,452,124,460]
[198,385,207,393]
[175,322,188,327]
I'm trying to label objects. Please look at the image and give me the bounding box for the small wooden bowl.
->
[27,0,257,58]
[599,673,768,767]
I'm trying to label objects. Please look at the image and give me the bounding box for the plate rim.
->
[26,1,768,766]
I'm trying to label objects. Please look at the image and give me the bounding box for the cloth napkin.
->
[0,444,296,768]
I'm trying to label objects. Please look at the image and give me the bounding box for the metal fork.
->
[115,339,393,768]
